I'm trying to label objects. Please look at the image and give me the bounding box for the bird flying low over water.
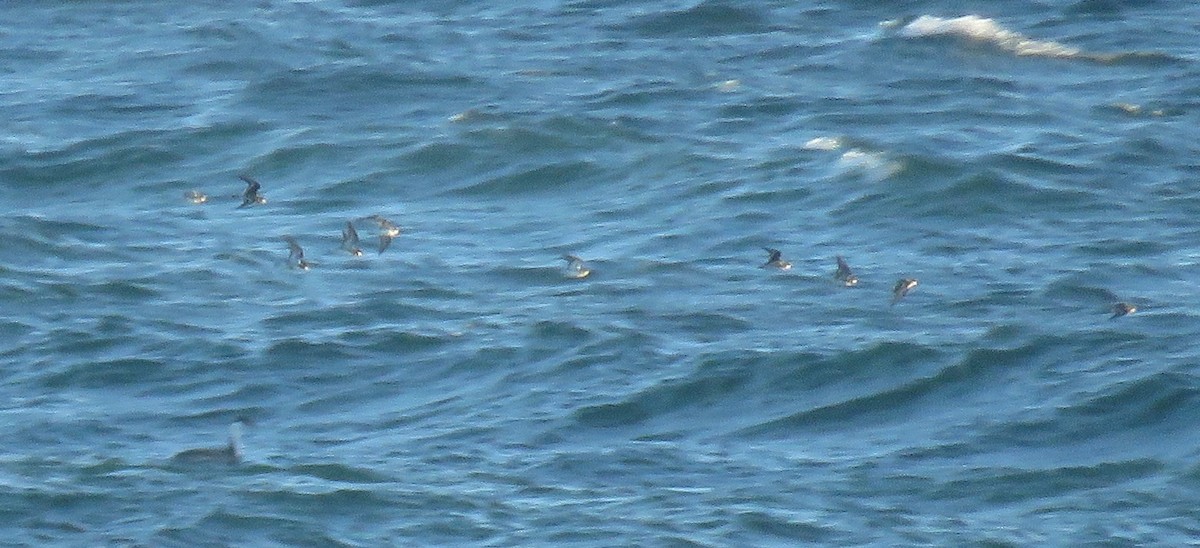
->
[184,190,208,204]
[1110,302,1136,318]
[835,255,858,286]
[892,278,918,305]
[171,417,252,465]
[341,221,363,256]
[282,236,311,270]
[761,248,791,270]
[236,174,267,208]
[562,254,591,279]
[360,215,401,253]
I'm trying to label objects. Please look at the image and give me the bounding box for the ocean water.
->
[2,1,1199,545]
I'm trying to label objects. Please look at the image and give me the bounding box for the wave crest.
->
[901,15,1081,59]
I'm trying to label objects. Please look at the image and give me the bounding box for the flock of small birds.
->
[172,173,1138,462]
[185,174,404,271]
[187,174,1139,316]
[760,246,1136,317]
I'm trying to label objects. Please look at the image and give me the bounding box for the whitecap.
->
[802,137,842,151]
[900,15,1081,59]
[837,149,902,181]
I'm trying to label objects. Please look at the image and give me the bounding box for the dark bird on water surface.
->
[835,255,858,286]
[1110,302,1136,319]
[892,278,918,305]
[171,417,252,465]
[561,254,591,279]
[761,248,791,270]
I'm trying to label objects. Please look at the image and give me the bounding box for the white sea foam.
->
[901,15,1081,59]
[802,136,842,151]
[837,149,902,181]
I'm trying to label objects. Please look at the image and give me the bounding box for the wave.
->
[624,1,772,37]
[900,15,1082,59]
[896,15,1179,64]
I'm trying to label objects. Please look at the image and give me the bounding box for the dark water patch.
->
[3,129,183,190]
[401,141,477,174]
[157,508,357,547]
[247,65,481,114]
[83,280,161,300]
[1061,372,1200,436]
[1077,238,1168,258]
[263,338,360,364]
[41,357,166,389]
[735,510,836,543]
[289,462,392,484]
[719,95,807,119]
[738,340,1041,437]
[625,1,773,37]
[451,160,602,198]
[574,365,751,429]
[350,329,457,354]
[932,458,1163,505]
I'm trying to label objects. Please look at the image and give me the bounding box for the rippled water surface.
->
[3,1,1200,545]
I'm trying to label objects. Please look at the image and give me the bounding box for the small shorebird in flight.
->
[341,221,363,256]
[761,248,791,270]
[562,254,591,279]
[282,236,311,270]
[834,256,858,286]
[360,215,401,253]
[236,174,267,208]
[892,278,918,305]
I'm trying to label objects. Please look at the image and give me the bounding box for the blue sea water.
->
[3,0,1200,545]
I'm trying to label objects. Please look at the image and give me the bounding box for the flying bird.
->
[834,256,858,286]
[282,236,311,270]
[236,174,267,208]
[341,221,363,256]
[360,215,401,253]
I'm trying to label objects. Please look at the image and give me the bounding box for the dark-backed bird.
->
[282,236,311,270]
[236,174,267,208]
[360,215,401,253]
[835,255,858,286]
[892,278,918,305]
[562,254,591,279]
[761,247,791,270]
[342,221,363,256]
[171,417,252,465]
[1110,302,1136,319]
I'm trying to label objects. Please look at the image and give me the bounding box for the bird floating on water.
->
[834,255,858,286]
[184,190,208,204]
[341,221,363,256]
[562,254,591,279]
[892,278,918,305]
[1110,302,1136,319]
[360,215,401,253]
[282,236,311,270]
[171,417,252,465]
[236,174,267,208]
[761,248,791,270]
